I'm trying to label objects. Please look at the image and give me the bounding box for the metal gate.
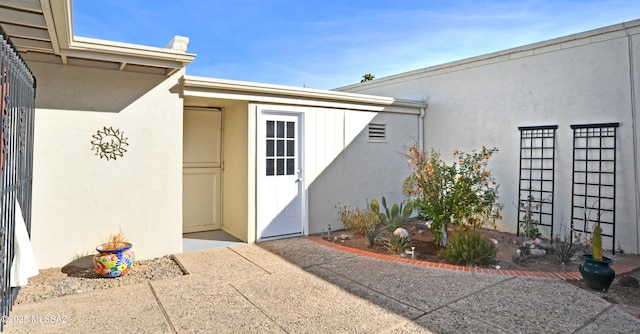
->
[0,26,36,331]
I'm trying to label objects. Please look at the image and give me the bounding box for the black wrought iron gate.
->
[0,26,36,331]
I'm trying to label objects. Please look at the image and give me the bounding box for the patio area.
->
[5,237,640,333]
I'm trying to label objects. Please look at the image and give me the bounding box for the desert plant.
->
[101,230,129,250]
[383,235,411,254]
[364,225,381,247]
[519,195,541,239]
[336,203,379,235]
[550,233,581,264]
[443,230,497,266]
[370,197,412,232]
[592,223,603,261]
[404,145,503,245]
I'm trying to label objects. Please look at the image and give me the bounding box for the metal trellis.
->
[517,125,557,239]
[570,123,618,253]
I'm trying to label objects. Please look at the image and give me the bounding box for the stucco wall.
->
[221,101,251,242]
[29,62,184,268]
[340,22,640,253]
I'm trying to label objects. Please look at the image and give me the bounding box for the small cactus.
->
[370,199,380,214]
[593,223,603,261]
[371,196,413,231]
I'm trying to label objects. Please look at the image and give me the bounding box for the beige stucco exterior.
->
[7,1,640,269]
[221,101,252,242]
[30,62,184,267]
[340,20,640,254]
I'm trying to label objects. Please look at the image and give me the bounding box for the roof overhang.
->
[183,76,427,113]
[0,0,195,75]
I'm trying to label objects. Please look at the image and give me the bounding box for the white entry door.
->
[257,112,304,240]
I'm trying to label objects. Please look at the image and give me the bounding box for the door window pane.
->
[266,159,274,176]
[287,122,295,138]
[266,121,274,138]
[277,121,285,138]
[286,158,295,175]
[287,140,294,157]
[276,159,285,175]
[266,139,274,157]
[277,140,285,156]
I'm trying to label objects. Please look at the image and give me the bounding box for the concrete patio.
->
[4,237,640,333]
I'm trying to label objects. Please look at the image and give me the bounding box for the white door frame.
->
[256,106,307,241]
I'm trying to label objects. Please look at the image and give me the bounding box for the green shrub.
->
[404,145,503,245]
[444,230,497,266]
[336,203,379,236]
[519,195,542,239]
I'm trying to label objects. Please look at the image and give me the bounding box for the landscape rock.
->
[534,238,550,249]
[417,221,431,230]
[393,228,409,239]
[529,248,546,256]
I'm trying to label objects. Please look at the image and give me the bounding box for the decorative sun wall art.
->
[91,126,129,161]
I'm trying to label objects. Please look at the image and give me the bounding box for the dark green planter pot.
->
[579,254,615,291]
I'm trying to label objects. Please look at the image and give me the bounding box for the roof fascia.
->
[184,76,426,113]
[45,0,194,70]
[66,36,196,66]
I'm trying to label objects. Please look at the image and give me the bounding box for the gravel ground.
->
[14,255,186,305]
[571,268,640,310]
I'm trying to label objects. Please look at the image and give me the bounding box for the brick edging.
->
[306,236,640,281]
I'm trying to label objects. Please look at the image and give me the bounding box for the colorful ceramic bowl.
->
[93,242,135,277]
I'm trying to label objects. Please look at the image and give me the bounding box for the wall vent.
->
[368,123,387,142]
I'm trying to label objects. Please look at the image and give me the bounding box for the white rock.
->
[530,248,546,256]
[393,228,409,239]
[488,238,498,245]
[534,238,549,249]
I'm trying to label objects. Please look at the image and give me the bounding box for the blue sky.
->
[72,1,640,89]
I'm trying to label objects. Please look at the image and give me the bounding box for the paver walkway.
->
[4,237,640,333]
